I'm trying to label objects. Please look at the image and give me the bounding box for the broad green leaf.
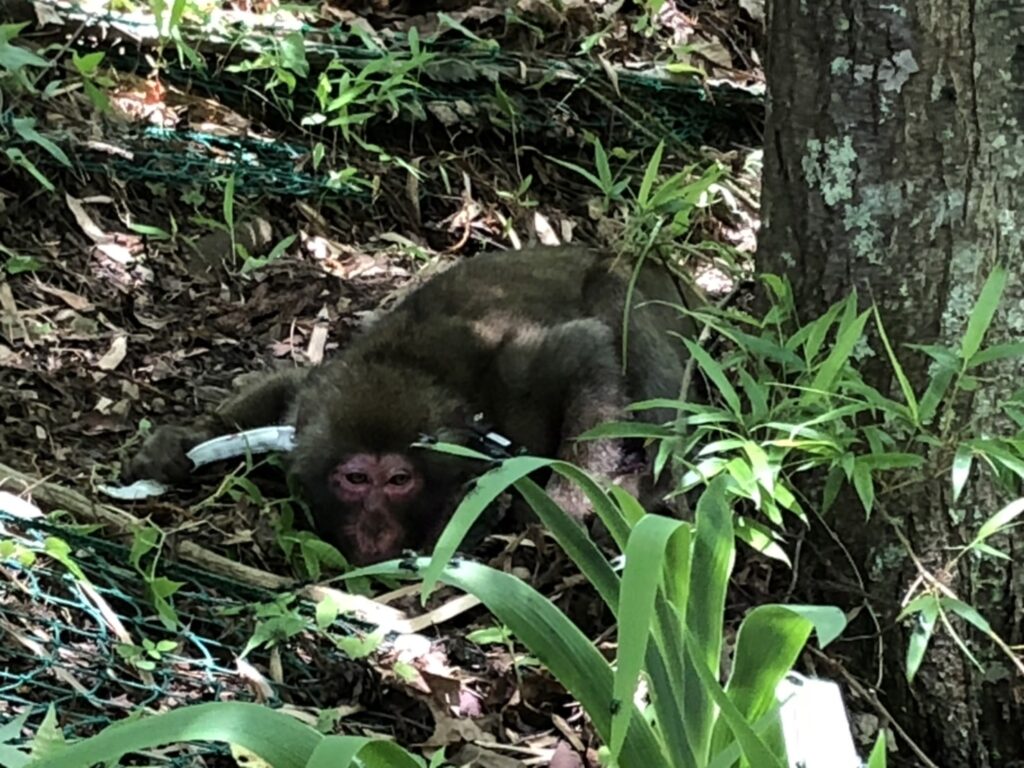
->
[684,625,785,768]
[852,461,874,516]
[725,456,759,506]
[951,444,973,503]
[960,265,1007,362]
[680,311,802,367]
[803,307,870,402]
[699,438,747,456]
[266,234,297,262]
[903,595,939,682]
[12,119,70,167]
[760,274,794,317]
[223,173,236,230]
[741,441,774,496]
[422,455,552,595]
[737,369,769,423]
[643,606,700,768]
[610,484,649,527]
[802,298,844,363]
[683,478,735,761]
[972,541,1009,560]
[821,465,844,513]
[4,148,54,191]
[545,155,604,190]
[551,462,635,549]
[710,604,845,759]
[0,745,29,768]
[594,139,613,190]
[518,479,622,612]
[638,141,665,209]
[627,397,709,413]
[906,342,957,367]
[28,707,64,764]
[611,514,685,756]
[662,520,693,613]
[939,597,992,634]
[967,341,1024,368]
[679,457,729,489]
[354,558,669,767]
[971,497,1024,547]
[28,703,321,768]
[937,610,983,672]
[972,441,1024,484]
[577,421,676,440]
[735,518,790,566]
[0,711,31,743]
[306,736,423,768]
[918,367,954,424]
[867,730,887,768]
[0,36,49,72]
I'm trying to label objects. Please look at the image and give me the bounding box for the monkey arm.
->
[124,367,309,484]
[212,367,308,430]
[498,319,629,519]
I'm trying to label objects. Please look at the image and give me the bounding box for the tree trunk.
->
[760,1,1024,765]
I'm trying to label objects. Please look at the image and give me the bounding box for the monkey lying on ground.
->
[124,246,698,565]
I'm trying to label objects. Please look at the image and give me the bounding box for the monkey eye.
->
[388,472,412,487]
[345,472,370,485]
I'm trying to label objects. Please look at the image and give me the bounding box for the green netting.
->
[7,0,762,197]
[0,510,378,763]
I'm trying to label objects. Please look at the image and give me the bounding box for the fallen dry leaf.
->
[36,281,94,311]
[97,335,128,371]
[534,211,560,246]
[66,194,113,244]
[306,306,330,365]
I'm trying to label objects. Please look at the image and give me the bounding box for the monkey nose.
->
[364,490,388,514]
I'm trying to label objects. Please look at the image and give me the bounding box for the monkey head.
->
[288,362,478,565]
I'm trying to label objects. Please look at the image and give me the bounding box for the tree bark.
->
[761,1,1024,765]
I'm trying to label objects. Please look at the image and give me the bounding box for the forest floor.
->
[0,0,766,764]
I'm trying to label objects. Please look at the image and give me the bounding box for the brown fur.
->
[125,246,699,564]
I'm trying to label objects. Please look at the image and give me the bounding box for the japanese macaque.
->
[124,247,699,565]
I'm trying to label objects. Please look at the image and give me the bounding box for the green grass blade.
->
[872,306,919,424]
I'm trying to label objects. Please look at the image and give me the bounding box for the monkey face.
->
[327,453,424,564]
[294,448,468,567]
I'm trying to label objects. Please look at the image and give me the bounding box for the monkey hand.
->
[123,424,209,485]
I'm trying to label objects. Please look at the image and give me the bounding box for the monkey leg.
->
[124,367,308,484]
